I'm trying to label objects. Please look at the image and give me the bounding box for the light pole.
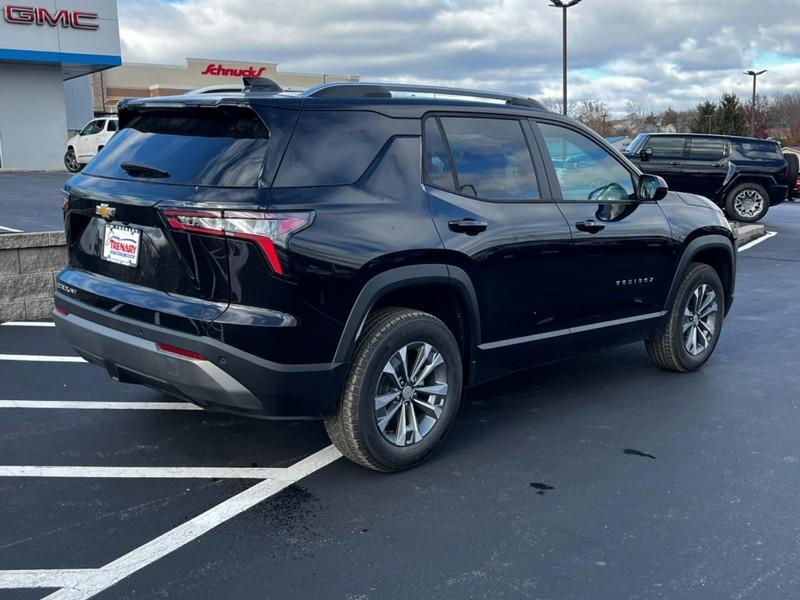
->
[744,69,767,137]
[550,0,583,116]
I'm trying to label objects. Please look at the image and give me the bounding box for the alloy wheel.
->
[733,189,765,219]
[682,283,719,356]
[65,150,79,172]
[374,341,448,447]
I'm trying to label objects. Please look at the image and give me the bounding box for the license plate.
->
[102,224,141,267]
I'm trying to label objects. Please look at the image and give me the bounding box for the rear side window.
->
[688,137,725,160]
[645,136,686,159]
[737,140,782,160]
[423,118,456,191]
[107,120,118,132]
[437,116,539,201]
[83,107,269,187]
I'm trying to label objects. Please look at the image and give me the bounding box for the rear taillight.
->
[162,210,312,275]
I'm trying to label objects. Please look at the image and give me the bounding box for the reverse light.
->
[162,210,312,275]
[156,343,207,361]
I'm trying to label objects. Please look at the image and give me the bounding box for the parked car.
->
[624,133,797,222]
[64,117,119,173]
[54,80,736,471]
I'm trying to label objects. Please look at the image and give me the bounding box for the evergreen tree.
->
[716,93,747,136]
[690,101,718,133]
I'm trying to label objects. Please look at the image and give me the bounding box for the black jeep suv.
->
[55,80,736,471]
[624,133,797,223]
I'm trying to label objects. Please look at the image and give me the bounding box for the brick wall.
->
[0,232,66,321]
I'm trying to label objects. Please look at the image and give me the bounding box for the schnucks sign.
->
[2,5,99,30]
[201,64,268,77]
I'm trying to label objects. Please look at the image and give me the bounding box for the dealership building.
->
[0,1,121,169]
[0,2,358,170]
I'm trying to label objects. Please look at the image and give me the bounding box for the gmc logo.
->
[3,5,99,30]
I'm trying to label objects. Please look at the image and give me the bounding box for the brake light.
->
[162,210,312,275]
[156,343,207,361]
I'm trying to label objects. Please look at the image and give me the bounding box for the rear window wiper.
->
[120,162,170,178]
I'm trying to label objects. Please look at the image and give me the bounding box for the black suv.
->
[55,80,736,471]
[624,133,797,223]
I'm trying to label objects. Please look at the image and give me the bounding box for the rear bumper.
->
[768,184,789,205]
[53,295,348,419]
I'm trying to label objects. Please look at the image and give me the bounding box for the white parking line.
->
[0,570,94,589]
[738,230,777,252]
[0,465,287,479]
[0,321,55,327]
[0,400,201,410]
[0,354,86,363]
[0,445,342,596]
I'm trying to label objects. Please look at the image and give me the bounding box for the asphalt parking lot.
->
[0,204,799,599]
[0,173,71,233]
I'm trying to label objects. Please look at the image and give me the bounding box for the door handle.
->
[448,219,488,235]
[575,220,606,234]
[668,161,681,166]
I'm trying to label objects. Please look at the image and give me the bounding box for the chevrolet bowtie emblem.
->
[95,204,116,220]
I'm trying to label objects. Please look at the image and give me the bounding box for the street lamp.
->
[744,69,767,137]
[550,0,583,116]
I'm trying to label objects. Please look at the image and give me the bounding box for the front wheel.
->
[725,183,769,222]
[64,148,81,173]
[325,307,463,472]
[646,263,725,373]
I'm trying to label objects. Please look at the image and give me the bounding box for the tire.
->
[64,148,81,173]
[724,182,769,222]
[324,307,463,472]
[784,153,799,196]
[646,263,725,373]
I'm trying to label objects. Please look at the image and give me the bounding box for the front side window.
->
[645,136,687,159]
[538,122,635,202]
[438,116,539,201]
[80,120,104,136]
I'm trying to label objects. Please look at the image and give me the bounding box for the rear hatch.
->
[62,98,299,323]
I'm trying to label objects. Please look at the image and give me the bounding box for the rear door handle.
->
[668,161,681,166]
[448,219,488,235]
[575,220,606,234]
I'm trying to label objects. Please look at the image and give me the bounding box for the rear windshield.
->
[736,140,782,160]
[83,107,269,187]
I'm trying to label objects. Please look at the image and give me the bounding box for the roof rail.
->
[302,82,545,110]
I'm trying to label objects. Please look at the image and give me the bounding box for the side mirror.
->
[640,147,653,161]
[638,174,669,202]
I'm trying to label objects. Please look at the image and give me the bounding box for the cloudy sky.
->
[118,0,800,114]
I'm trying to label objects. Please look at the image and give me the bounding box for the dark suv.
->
[624,133,797,222]
[55,80,736,471]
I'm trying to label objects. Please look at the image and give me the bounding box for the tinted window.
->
[645,136,686,159]
[688,137,725,160]
[538,122,635,201]
[83,107,269,187]
[80,120,104,136]
[107,119,118,132]
[423,118,456,191]
[737,140,782,160]
[275,111,417,187]
[440,117,539,201]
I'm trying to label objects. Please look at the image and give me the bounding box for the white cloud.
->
[118,0,800,114]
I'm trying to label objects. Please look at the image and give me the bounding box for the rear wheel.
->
[646,263,724,373]
[325,307,463,472]
[725,182,769,222]
[64,148,81,173]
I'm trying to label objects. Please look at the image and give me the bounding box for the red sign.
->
[201,64,267,78]
[3,5,99,30]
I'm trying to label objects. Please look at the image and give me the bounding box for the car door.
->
[532,120,677,347]
[637,135,689,190]
[423,114,574,381]
[683,136,729,199]
[75,120,105,161]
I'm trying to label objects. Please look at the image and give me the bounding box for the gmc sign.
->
[3,5,99,30]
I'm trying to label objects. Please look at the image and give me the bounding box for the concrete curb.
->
[730,222,767,248]
[0,231,66,322]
